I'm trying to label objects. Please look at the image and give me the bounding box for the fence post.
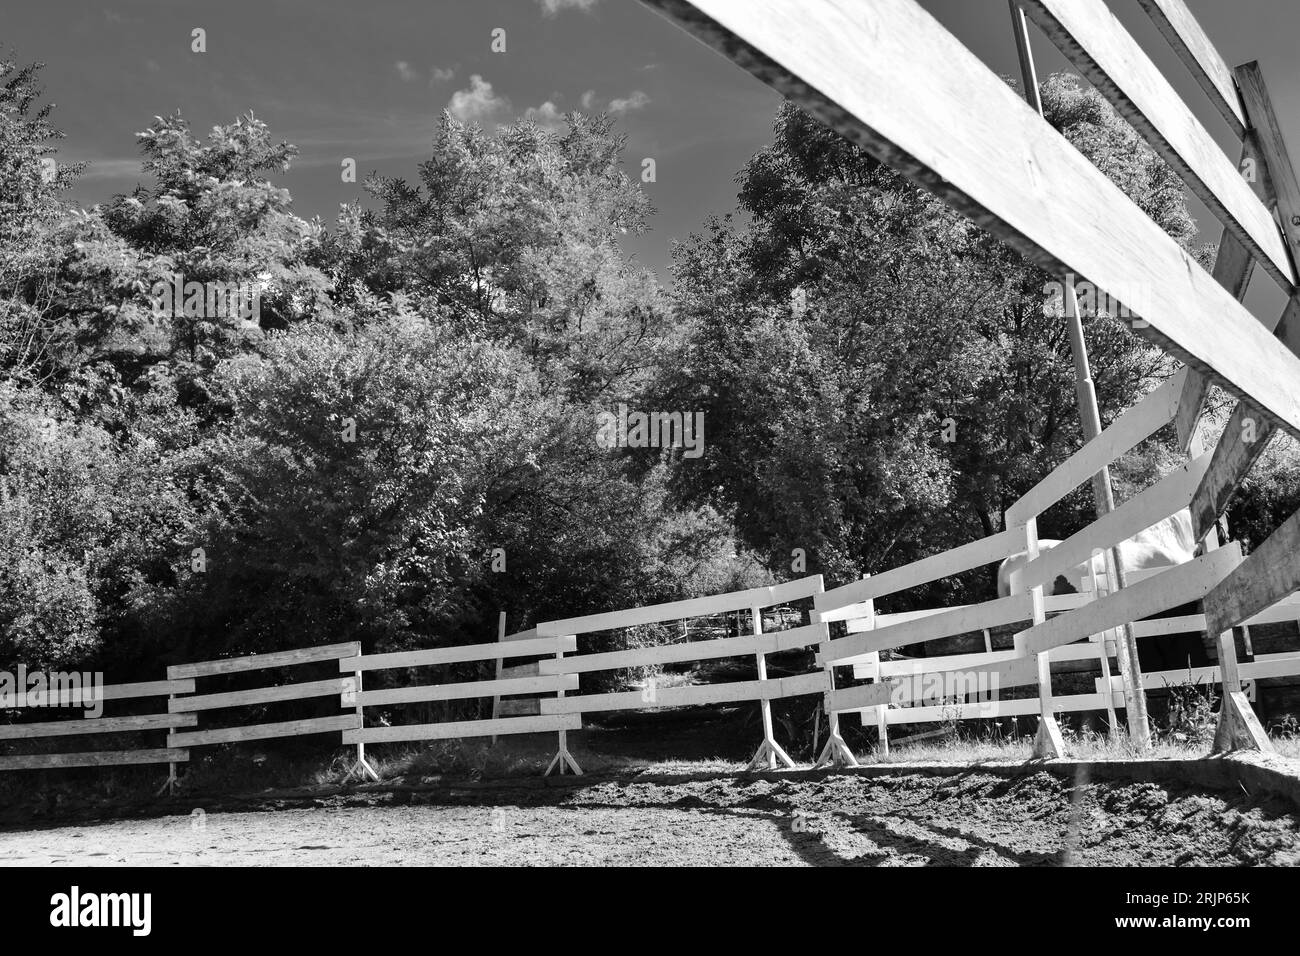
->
[1015,518,1064,758]
[158,682,180,796]
[745,603,795,771]
[814,574,860,769]
[545,637,582,776]
[346,647,379,782]
[490,611,506,746]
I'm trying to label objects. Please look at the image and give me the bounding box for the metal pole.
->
[1007,1,1151,747]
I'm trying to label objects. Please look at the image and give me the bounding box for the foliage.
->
[656,79,1195,604]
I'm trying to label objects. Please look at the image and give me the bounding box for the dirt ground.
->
[4,768,1299,866]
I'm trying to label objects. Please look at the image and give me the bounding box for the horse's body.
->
[996,509,1206,670]
[996,510,1197,598]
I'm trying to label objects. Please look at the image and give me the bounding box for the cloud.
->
[607,90,650,113]
[447,74,510,122]
[430,66,456,83]
[577,89,652,115]
[394,60,419,82]
[536,0,600,15]
[524,100,567,130]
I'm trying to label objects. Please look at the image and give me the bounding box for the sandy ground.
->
[3,769,1299,866]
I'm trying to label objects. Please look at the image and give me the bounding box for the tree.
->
[319,113,667,404]
[658,77,1201,605]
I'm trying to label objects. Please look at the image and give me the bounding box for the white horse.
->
[996,509,1197,599]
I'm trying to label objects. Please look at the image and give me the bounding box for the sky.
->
[3,0,1299,310]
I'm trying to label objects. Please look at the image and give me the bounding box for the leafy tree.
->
[318,113,667,403]
[658,77,1200,604]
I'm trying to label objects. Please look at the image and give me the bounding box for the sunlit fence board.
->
[815,529,1022,620]
[1019,454,1209,591]
[0,712,196,740]
[1006,372,1185,526]
[167,713,360,748]
[849,692,1123,724]
[541,672,828,715]
[0,748,190,771]
[1019,544,1241,654]
[538,623,823,676]
[1204,506,1300,638]
[344,714,581,745]
[169,678,349,713]
[829,655,1038,711]
[1134,0,1246,136]
[1023,0,1292,288]
[642,0,1300,442]
[355,673,578,707]
[169,642,360,680]
[345,635,575,672]
[819,594,1034,664]
[536,575,822,637]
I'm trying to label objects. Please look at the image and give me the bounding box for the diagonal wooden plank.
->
[1238,63,1300,291]
[1019,452,1210,591]
[1018,543,1240,655]
[641,0,1300,442]
[1189,394,1279,542]
[813,528,1021,619]
[1005,370,1185,526]
[1187,60,1300,539]
[1134,0,1246,137]
[818,594,1034,664]
[1204,506,1300,641]
[1023,0,1293,289]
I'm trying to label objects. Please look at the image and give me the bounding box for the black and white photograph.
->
[1,0,1299,921]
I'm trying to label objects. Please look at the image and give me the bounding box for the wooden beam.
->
[1019,543,1241,654]
[167,713,360,748]
[849,692,1122,724]
[1237,63,1300,294]
[344,714,582,746]
[539,623,822,675]
[1019,452,1209,590]
[641,0,1300,440]
[1133,0,1245,137]
[1189,399,1279,541]
[0,712,196,740]
[814,528,1022,619]
[819,593,1034,663]
[536,575,822,637]
[1005,370,1185,526]
[0,748,190,771]
[356,673,578,707]
[1203,505,1300,638]
[1024,0,1293,289]
[168,678,349,713]
[346,634,575,672]
[541,672,828,715]
[168,641,361,679]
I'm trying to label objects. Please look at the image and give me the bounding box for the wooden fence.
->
[0,678,192,773]
[6,0,1300,782]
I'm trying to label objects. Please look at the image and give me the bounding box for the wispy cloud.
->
[430,66,456,84]
[524,100,567,130]
[536,0,601,16]
[447,74,510,123]
[394,60,420,83]
[608,90,650,113]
